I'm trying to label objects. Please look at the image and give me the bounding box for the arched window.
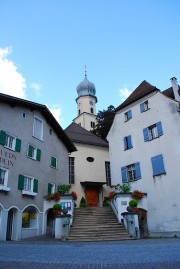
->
[22,206,37,228]
[78,109,81,115]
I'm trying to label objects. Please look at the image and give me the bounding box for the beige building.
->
[65,74,111,207]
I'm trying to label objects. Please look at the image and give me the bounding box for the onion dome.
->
[76,74,96,97]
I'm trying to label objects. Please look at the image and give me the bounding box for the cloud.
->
[47,104,63,125]
[30,82,42,97]
[0,46,27,98]
[119,86,132,101]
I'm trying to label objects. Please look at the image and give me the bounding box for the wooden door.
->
[86,188,98,207]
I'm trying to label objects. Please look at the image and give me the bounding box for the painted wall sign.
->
[0,148,16,167]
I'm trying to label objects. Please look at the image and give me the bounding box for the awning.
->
[80,181,107,189]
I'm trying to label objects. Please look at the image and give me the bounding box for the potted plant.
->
[53,203,62,217]
[109,191,115,199]
[71,191,78,200]
[131,190,144,200]
[129,199,138,212]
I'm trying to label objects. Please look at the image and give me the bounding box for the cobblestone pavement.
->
[0,236,180,269]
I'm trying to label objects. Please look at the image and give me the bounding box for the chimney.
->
[170,77,180,102]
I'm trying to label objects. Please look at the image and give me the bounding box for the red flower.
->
[109,191,115,199]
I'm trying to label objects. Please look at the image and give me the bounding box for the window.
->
[0,168,10,191]
[22,206,37,228]
[143,121,163,142]
[90,108,94,114]
[69,157,75,184]
[91,121,95,128]
[51,156,58,169]
[18,174,38,196]
[105,161,111,186]
[33,116,43,141]
[124,110,132,121]
[78,109,81,115]
[0,130,21,152]
[48,183,55,194]
[121,162,141,183]
[151,154,166,176]
[124,135,133,150]
[27,144,41,161]
[140,101,149,112]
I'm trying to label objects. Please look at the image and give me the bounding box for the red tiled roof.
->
[65,122,109,148]
[116,80,159,112]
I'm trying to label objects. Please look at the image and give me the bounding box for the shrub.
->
[57,184,71,194]
[80,197,87,207]
[129,199,138,208]
[53,203,62,210]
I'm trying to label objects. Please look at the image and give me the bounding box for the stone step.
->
[68,206,131,242]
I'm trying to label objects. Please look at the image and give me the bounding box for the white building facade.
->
[0,93,76,241]
[107,78,180,237]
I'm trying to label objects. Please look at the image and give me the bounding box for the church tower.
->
[73,68,98,131]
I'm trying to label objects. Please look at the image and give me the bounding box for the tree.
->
[92,105,115,141]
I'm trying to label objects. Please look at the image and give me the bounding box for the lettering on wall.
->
[0,148,16,167]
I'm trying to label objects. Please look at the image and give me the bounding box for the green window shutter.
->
[33,179,38,193]
[15,138,21,152]
[51,156,57,168]
[36,148,41,161]
[0,130,6,146]
[48,183,52,193]
[18,174,24,190]
[28,145,33,157]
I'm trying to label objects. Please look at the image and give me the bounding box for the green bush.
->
[129,199,138,208]
[57,184,71,194]
[80,197,87,207]
[53,203,62,210]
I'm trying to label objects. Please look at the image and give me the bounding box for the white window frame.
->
[148,125,158,140]
[33,116,43,141]
[126,164,136,182]
[22,176,37,196]
[5,133,16,151]
[0,167,10,191]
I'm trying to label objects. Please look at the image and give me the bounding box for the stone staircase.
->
[67,207,133,242]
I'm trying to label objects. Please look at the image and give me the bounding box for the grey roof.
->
[0,93,77,153]
[65,122,109,148]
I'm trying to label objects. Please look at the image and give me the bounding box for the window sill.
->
[0,186,10,192]
[141,108,150,113]
[153,172,166,177]
[22,190,37,196]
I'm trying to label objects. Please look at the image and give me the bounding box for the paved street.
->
[0,237,180,269]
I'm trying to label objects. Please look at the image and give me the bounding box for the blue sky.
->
[0,0,180,128]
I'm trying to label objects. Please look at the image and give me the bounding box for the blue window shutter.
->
[121,166,127,183]
[135,162,141,179]
[143,128,149,142]
[140,103,145,113]
[127,135,133,148]
[156,122,163,137]
[124,137,127,150]
[128,110,132,119]
[151,155,165,176]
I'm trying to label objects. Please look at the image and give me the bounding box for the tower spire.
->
[84,64,87,78]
